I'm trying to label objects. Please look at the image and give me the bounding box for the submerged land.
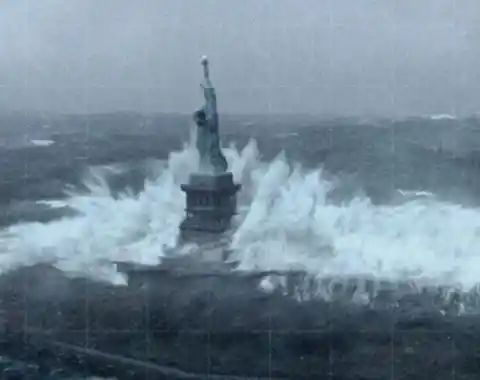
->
[0,264,479,379]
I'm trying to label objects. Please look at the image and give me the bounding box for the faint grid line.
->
[452,3,459,380]
[25,328,460,334]
[144,285,150,362]
[390,1,398,376]
[22,0,30,345]
[208,288,213,378]
[141,3,152,362]
[267,6,275,376]
[0,84,452,90]
[83,3,91,350]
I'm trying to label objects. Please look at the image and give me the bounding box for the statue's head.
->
[193,108,207,126]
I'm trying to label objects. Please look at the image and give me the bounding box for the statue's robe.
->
[197,78,228,174]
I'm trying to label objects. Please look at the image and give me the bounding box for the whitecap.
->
[30,139,55,147]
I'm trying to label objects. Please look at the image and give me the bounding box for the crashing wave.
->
[0,132,480,312]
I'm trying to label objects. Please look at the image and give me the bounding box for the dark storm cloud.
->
[0,0,479,116]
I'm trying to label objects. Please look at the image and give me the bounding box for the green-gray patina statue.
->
[193,56,228,174]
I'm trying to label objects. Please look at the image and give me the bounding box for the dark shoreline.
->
[0,264,479,379]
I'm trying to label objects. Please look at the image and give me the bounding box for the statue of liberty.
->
[193,56,228,174]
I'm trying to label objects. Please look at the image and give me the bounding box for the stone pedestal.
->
[179,172,241,238]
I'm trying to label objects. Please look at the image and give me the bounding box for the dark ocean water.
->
[2,112,480,379]
[2,113,480,222]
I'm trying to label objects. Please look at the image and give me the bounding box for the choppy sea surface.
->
[2,112,480,377]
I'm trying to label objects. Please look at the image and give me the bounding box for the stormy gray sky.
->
[0,0,479,117]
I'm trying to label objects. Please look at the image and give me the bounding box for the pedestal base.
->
[179,172,241,237]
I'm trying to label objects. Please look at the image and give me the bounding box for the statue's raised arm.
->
[200,56,217,121]
[193,56,227,174]
[201,56,210,83]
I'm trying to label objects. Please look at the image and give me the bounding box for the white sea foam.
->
[36,200,68,209]
[429,114,456,121]
[1,131,480,295]
[30,139,55,147]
